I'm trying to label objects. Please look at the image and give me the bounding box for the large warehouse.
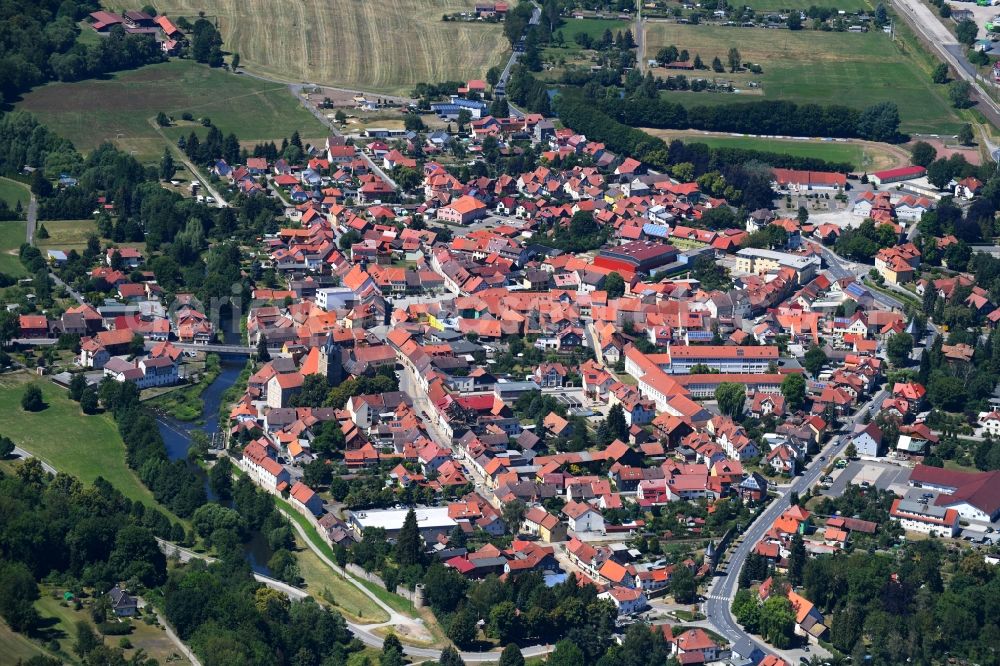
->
[594,240,679,275]
[347,507,457,541]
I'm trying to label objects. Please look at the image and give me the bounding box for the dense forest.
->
[0,0,164,104]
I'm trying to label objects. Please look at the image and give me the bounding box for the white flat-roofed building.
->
[348,507,457,542]
[735,248,820,283]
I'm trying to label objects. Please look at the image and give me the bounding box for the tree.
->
[302,458,332,488]
[886,332,914,367]
[488,601,521,644]
[209,457,233,500]
[845,442,858,459]
[604,272,626,298]
[727,47,741,72]
[0,435,13,459]
[714,382,746,418]
[36,224,48,239]
[932,62,949,84]
[381,633,405,666]
[711,56,724,72]
[796,205,809,225]
[394,508,424,567]
[927,159,953,190]
[759,595,796,648]
[948,80,972,108]
[231,53,240,71]
[874,2,888,26]
[502,498,527,534]
[69,373,88,401]
[156,111,170,127]
[159,148,175,181]
[0,560,39,632]
[787,12,801,29]
[448,607,478,649]
[440,645,466,666]
[73,620,101,658]
[803,345,827,378]
[670,565,697,603]
[548,639,584,666]
[956,19,978,47]
[80,388,98,414]
[857,102,900,142]
[958,123,975,146]
[603,404,629,444]
[911,141,937,167]
[257,335,271,362]
[30,169,51,197]
[781,373,807,410]
[20,385,45,412]
[499,643,525,666]
[788,533,806,586]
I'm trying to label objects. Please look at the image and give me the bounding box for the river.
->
[156,355,274,574]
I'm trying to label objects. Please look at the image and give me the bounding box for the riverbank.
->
[148,354,222,422]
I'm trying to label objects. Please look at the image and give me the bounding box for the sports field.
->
[643,22,963,134]
[148,0,509,95]
[641,129,910,170]
[17,60,327,163]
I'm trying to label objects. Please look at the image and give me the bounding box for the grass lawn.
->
[0,177,30,213]
[35,589,192,665]
[559,17,631,43]
[35,219,98,254]
[273,499,392,623]
[293,532,390,624]
[643,23,963,134]
[148,354,221,422]
[0,618,58,664]
[139,0,508,96]
[643,130,862,163]
[0,219,27,277]
[0,372,185,524]
[17,59,328,164]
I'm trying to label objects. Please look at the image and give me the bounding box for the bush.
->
[97,621,133,636]
[20,386,45,412]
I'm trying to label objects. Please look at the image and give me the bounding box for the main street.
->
[703,387,887,662]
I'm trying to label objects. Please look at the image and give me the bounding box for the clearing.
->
[0,372,185,524]
[17,59,327,163]
[642,21,963,134]
[641,129,910,170]
[35,219,99,254]
[145,0,509,95]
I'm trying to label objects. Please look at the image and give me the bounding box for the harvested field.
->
[17,60,326,163]
[149,0,509,95]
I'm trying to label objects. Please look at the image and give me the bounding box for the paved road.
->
[635,2,645,72]
[810,241,907,310]
[703,388,887,661]
[495,0,542,110]
[26,194,37,245]
[891,0,1000,132]
[11,446,58,475]
[49,272,85,305]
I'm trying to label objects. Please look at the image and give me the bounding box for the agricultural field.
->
[17,59,327,163]
[146,0,509,95]
[642,22,964,134]
[0,373,184,523]
[0,177,30,213]
[641,129,911,170]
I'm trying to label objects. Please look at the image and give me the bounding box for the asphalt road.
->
[26,194,37,245]
[703,388,887,658]
[811,241,907,310]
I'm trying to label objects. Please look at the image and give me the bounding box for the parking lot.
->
[823,459,912,497]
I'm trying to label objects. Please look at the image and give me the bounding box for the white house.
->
[239,440,290,492]
[978,411,1000,437]
[890,498,960,537]
[850,422,883,457]
[600,587,648,616]
[563,501,605,533]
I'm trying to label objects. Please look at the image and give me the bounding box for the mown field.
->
[643,22,963,134]
[640,129,910,170]
[0,177,30,213]
[0,373,184,523]
[0,219,27,277]
[17,59,327,163]
[35,219,98,254]
[146,0,509,95]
